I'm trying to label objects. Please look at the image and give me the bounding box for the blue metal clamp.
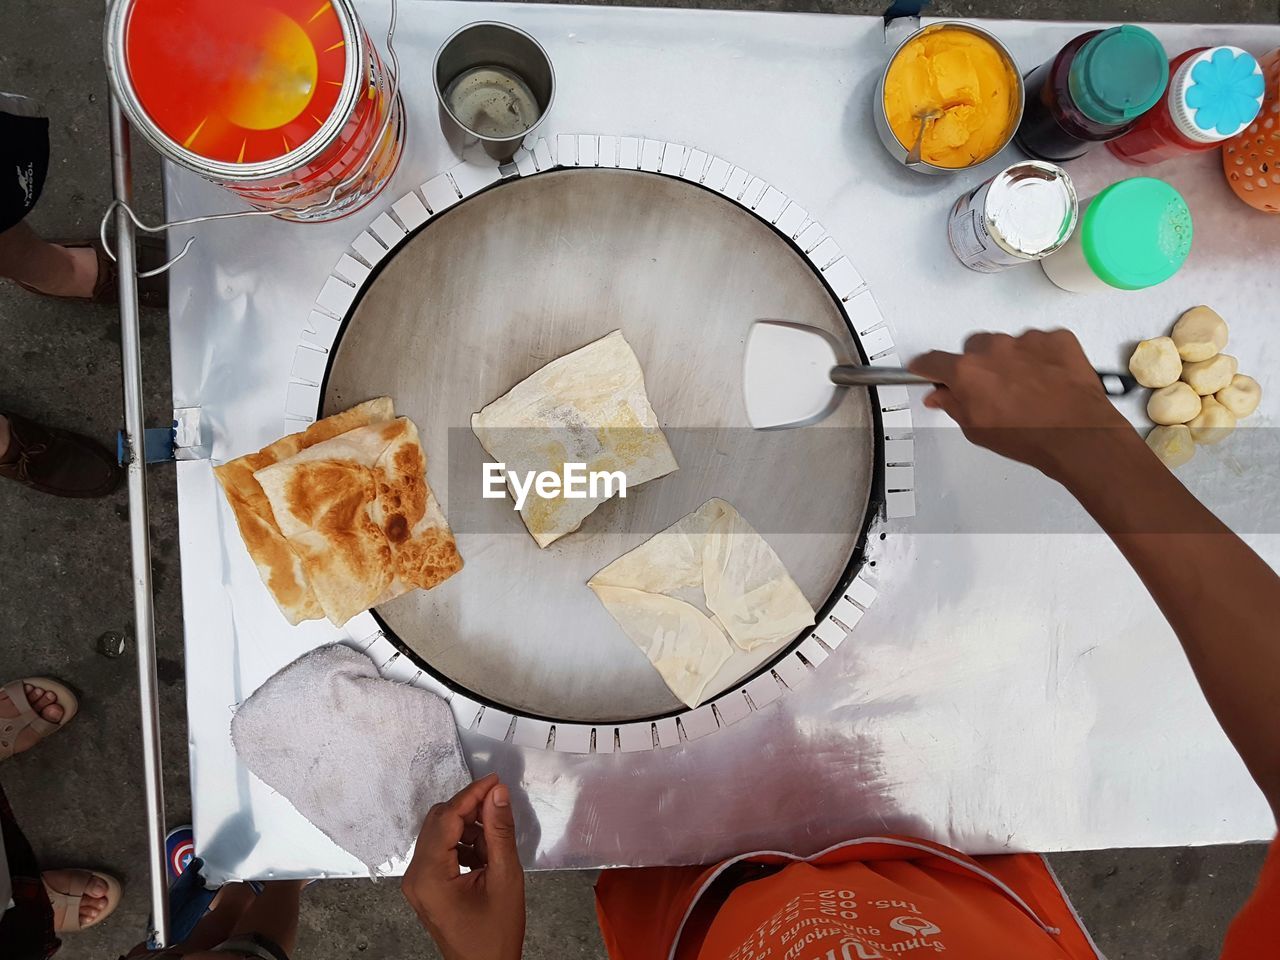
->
[116,407,206,465]
[117,424,176,466]
[883,0,930,23]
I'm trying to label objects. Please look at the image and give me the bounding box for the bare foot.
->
[43,869,112,928]
[0,682,67,755]
[0,223,100,298]
[59,245,100,299]
[32,245,99,298]
[6,243,98,298]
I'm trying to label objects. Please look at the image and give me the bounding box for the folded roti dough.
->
[254,417,463,627]
[471,330,677,548]
[588,498,815,707]
[214,397,395,624]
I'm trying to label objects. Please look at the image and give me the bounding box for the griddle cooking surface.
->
[324,168,876,722]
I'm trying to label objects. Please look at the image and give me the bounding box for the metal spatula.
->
[743,320,1138,430]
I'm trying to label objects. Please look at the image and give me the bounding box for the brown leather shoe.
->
[16,236,168,308]
[0,413,121,498]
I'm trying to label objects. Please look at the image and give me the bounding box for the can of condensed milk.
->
[947,161,1079,272]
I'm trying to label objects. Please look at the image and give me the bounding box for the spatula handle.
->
[829,366,933,387]
[1094,371,1140,397]
[830,365,1140,397]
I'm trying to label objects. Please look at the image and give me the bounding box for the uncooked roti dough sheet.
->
[589,498,815,706]
[471,330,678,547]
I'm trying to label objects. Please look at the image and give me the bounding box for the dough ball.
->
[1182,353,1238,395]
[1145,424,1195,468]
[1147,382,1201,425]
[1187,396,1237,445]
[1128,337,1182,388]
[1171,305,1228,362]
[1215,374,1261,419]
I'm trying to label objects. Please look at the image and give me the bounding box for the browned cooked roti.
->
[253,417,462,626]
[369,419,464,594]
[213,397,395,624]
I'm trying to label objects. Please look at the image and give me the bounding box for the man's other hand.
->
[403,773,526,960]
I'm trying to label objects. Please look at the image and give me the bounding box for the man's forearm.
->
[1057,429,1280,818]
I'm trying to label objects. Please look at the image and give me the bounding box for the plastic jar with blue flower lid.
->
[1109,46,1265,165]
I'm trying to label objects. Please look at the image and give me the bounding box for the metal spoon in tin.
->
[905,108,942,168]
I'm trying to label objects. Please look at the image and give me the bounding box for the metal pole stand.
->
[108,93,171,947]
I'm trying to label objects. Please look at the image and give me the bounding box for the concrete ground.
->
[0,0,1274,958]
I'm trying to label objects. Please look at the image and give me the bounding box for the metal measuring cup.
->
[433,21,556,163]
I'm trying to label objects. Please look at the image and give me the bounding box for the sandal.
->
[43,868,123,931]
[0,677,78,760]
[16,236,168,308]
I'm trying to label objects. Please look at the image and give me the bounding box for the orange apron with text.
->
[597,835,1280,960]
[1220,837,1280,957]
[597,836,1102,960]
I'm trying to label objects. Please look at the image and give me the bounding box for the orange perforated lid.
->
[124,0,349,164]
[1223,49,1280,214]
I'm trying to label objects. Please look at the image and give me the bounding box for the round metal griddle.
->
[323,168,876,723]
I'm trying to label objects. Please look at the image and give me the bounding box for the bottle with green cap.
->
[1040,177,1193,293]
[1016,25,1170,162]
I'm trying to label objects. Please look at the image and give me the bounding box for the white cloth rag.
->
[230,643,471,871]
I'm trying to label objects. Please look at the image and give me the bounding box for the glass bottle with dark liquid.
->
[1015,25,1169,162]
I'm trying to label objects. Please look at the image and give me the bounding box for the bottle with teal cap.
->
[1040,177,1193,293]
[1016,25,1170,161]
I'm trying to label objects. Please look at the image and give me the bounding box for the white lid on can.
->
[985,161,1080,260]
[1168,46,1265,145]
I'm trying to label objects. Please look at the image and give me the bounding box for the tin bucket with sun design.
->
[105,0,403,222]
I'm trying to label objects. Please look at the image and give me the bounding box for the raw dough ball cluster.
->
[1145,425,1195,468]
[1128,337,1182,388]
[1130,306,1263,469]
[1188,396,1235,445]
[1147,382,1201,425]
[1182,353,1237,395]
[1217,374,1261,418]
[1171,306,1229,362]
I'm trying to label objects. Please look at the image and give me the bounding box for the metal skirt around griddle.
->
[321,167,879,723]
